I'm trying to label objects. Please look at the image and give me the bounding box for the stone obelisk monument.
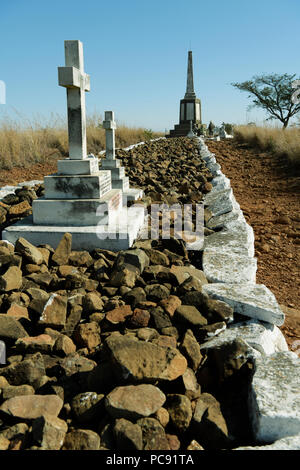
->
[168,51,204,137]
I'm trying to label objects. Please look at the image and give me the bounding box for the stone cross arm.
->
[58,66,90,91]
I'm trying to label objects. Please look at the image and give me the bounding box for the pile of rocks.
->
[0,136,299,451]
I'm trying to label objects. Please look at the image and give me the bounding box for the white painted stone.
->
[3,205,146,251]
[204,228,254,257]
[43,172,111,199]
[234,434,300,450]
[200,319,288,356]
[206,208,243,230]
[102,111,116,161]
[204,188,240,218]
[186,103,194,120]
[195,102,201,121]
[202,249,257,283]
[249,352,300,443]
[210,174,231,191]
[32,189,122,226]
[123,188,144,204]
[18,180,43,188]
[202,283,285,326]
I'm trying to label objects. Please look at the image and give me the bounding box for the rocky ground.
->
[0,136,298,451]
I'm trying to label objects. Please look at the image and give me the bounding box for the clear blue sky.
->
[0,0,299,132]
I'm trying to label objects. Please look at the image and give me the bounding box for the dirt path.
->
[207,139,300,353]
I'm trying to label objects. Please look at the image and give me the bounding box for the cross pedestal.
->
[3,40,145,250]
[101,111,143,203]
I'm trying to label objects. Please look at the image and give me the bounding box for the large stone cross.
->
[58,40,90,160]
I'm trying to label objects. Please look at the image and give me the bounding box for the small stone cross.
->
[102,111,116,160]
[58,40,90,160]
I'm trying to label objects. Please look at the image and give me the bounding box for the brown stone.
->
[0,266,23,292]
[62,429,100,450]
[39,294,67,328]
[129,308,150,328]
[15,237,43,265]
[159,295,182,317]
[52,233,72,266]
[6,304,29,320]
[73,321,101,351]
[0,314,28,340]
[15,334,55,353]
[9,200,32,217]
[105,305,133,325]
[32,414,68,450]
[0,394,63,419]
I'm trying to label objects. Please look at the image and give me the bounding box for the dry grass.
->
[0,112,163,170]
[234,124,300,167]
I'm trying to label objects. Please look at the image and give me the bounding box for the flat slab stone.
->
[204,226,254,257]
[202,249,257,283]
[44,171,111,199]
[123,188,144,204]
[200,319,288,356]
[204,189,240,218]
[210,175,231,191]
[2,206,146,251]
[57,157,99,175]
[249,352,300,443]
[206,209,243,230]
[202,283,285,326]
[32,189,122,226]
[235,434,300,450]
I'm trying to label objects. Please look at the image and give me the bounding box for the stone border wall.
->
[197,137,300,449]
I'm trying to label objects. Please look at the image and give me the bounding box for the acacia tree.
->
[232,73,300,128]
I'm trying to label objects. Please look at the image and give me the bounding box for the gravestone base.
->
[2,204,146,251]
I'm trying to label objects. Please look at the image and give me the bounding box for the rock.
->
[181,368,201,400]
[124,287,146,306]
[248,351,300,443]
[202,283,285,326]
[0,352,46,388]
[197,322,227,342]
[110,264,139,288]
[200,319,288,356]
[52,233,72,266]
[53,334,76,356]
[27,288,50,314]
[113,418,143,450]
[62,429,100,450]
[82,292,104,313]
[137,417,170,450]
[192,393,231,449]
[0,315,28,340]
[136,328,160,342]
[187,440,204,450]
[69,251,94,267]
[165,394,193,432]
[152,335,177,349]
[180,330,203,371]
[166,434,180,450]
[105,335,187,382]
[0,266,23,292]
[73,322,101,351]
[154,408,169,428]
[105,305,132,325]
[26,272,54,289]
[32,414,68,450]
[114,249,149,273]
[0,435,10,450]
[145,249,170,266]
[2,384,35,400]
[129,308,150,328]
[15,334,55,353]
[174,305,207,328]
[39,294,67,328]
[144,284,170,302]
[0,423,29,449]
[106,384,166,420]
[150,306,172,330]
[58,353,96,377]
[0,394,63,419]
[71,392,104,423]
[202,250,257,284]
[15,237,43,265]
[6,304,29,320]
[170,265,207,286]
[159,295,182,317]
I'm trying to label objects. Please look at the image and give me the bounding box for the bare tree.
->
[232,73,300,129]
